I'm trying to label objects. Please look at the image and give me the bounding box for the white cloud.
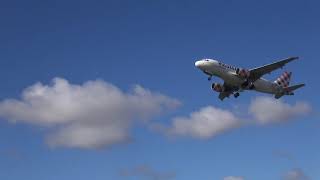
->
[249,96,311,124]
[167,106,241,139]
[223,176,245,180]
[164,96,311,139]
[0,78,180,149]
[283,168,309,180]
[0,77,312,149]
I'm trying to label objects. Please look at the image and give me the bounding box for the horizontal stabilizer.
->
[275,83,305,99]
[285,83,305,92]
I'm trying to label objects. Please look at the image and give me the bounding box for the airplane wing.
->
[218,83,237,101]
[248,57,299,81]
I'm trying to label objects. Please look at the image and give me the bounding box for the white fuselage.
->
[195,59,280,94]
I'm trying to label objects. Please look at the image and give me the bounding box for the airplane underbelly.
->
[211,68,275,94]
[220,72,243,86]
[253,79,275,94]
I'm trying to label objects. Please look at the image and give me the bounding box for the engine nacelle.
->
[236,68,250,79]
[211,83,224,92]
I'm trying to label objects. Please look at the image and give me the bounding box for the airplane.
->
[195,57,305,101]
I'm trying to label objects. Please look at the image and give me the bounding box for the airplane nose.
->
[195,61,201,68]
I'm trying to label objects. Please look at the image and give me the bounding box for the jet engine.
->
[211,83,224,92]
[236,68,250,79]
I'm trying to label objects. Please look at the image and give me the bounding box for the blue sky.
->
[0,0,319,179]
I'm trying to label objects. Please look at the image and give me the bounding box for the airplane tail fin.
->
[274,83,305,99]
[274,71,292,88]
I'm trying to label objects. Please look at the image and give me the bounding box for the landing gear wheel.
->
[234,92,240,98]
[208,76,212,81]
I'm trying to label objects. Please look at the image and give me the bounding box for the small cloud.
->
[223,176,245,180]
[120,165,176,180]
[283,168,309,180]
[249,96,311,124]
[166,106,241,139]
[0,78,180,149]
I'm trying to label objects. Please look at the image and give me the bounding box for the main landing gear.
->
[242,80,255,90]
[208,76,212,81]
[234,92,240,98]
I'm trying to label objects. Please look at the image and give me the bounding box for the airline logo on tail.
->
[274,71,305,99]
[274,71,292,88]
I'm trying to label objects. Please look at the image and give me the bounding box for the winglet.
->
[287,56,299,62]
[281,57,299,64]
